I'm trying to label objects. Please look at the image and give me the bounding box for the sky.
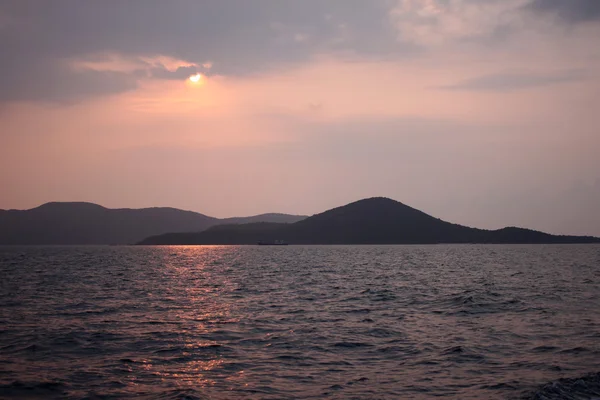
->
[1,0,599,236]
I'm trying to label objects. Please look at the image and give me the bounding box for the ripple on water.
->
[0,244,599,399]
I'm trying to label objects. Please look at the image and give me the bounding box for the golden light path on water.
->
[143,246,247,392]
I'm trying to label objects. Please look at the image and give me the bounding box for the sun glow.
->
[189,73,202,83]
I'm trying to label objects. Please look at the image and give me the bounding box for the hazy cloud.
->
[0,0,599,102]
[528,0,600,23]
[442,70,585,92]
[0,59,138,103]
[148,65,200,81]
[0,1,396,102]
[389,0,530,46]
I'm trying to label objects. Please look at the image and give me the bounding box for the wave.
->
[0,380,69,398]
[523,372,600,399]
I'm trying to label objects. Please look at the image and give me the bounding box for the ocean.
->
[1,245,599,399]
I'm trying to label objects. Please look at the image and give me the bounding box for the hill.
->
[0,202,306,245]
[138,197,600,245]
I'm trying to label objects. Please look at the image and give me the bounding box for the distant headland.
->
[0,202,306,245]
[138,197,599,245]
[1,198,598,245]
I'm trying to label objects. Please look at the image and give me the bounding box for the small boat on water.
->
[257,240,289,246]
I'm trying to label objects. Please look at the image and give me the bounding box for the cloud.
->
[0,1,398,102]
[148,65,199,81]
[389,0,530,46]
[441,70,585,91]
[0,0,598,103]
[0,51,208,102]
[389,0,600,48]
[0,58,138,103]
[528,0,600,23]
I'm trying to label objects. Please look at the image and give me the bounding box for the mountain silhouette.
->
[0,202,306,245]
[138,197,600,245]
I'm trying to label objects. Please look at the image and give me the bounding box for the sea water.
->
[1,245,599,399]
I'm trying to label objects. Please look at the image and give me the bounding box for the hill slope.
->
[0,202,306,245]
[139,197,600,245]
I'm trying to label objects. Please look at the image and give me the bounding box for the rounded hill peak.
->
[350,197,403,205]
[330,197,413,213]
[33,202,107,211]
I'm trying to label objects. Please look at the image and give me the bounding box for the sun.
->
[189,73,202,83]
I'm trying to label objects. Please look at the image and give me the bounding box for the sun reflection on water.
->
[144,245,246,389]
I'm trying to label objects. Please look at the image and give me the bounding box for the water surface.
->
[1,245,599,399]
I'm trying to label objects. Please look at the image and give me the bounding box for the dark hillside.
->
[139,197,600,245]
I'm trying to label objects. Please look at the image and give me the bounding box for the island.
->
[138,197,600,245]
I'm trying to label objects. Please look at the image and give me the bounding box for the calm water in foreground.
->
[1,245,600,399]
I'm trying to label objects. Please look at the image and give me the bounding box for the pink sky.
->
[1,0,599,235]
